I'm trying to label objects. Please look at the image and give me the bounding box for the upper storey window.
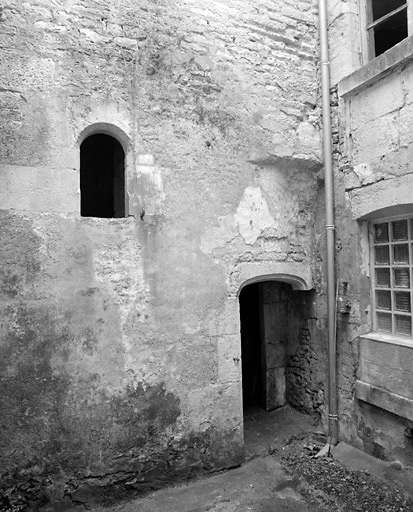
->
[80,134,125,218]
[366,0,408,58]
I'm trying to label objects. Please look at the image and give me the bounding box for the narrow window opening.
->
[80,134,125,218]
[368,0,408,58]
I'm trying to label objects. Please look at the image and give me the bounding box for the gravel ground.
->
[279,433,413,512]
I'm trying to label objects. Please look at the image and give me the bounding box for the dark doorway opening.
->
[240,280,321,457]
[239,281,320,414]
[80,134,125,218]
[239,283,263,409]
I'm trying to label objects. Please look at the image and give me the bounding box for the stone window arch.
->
[78,123,132,219]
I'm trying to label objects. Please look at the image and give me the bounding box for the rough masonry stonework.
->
[0,0,325,510]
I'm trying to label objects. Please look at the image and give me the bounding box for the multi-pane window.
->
[371,217,413,337]
[365,0,409,59]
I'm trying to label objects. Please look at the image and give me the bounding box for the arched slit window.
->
[80,133,125,218]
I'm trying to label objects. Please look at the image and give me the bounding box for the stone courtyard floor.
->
[84,406,413,512]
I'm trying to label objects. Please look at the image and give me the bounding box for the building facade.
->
[1,0,412,510]
[330,0,413,468]
[0,1,324,510]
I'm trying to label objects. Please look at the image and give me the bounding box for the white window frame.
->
[360,0,413,64]
[369,214,413,339]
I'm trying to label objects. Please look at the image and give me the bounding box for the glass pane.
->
[393,244,409,264]
[394,268,410,288]
[377,312,392,332]
[374,223,389,243]
[376,290,391,309]
[375,245,389,265]
[372,0,406,21]
[395,315,411,336]
[376,268,390,287]
[392,220,408,241]
[374,8,408,57]
[395,291,411,312]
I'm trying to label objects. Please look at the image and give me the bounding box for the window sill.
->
[357,334,413,420]
[355,380,413,422]
[338,36,413,99]
[360,332,413,348]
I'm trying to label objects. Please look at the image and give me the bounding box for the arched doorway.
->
[80,133,125,218]
[239,280,319,414]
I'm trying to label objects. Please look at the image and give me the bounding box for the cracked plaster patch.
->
[200,215,238,253]
[235,186,275,245]
[353,162,375,185]
[95,238,150,375]
[137,156,166,215]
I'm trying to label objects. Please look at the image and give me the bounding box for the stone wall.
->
[327,0,361,84]
[328,3,413,466]
[0,0,322,509]
[261,282,323,416]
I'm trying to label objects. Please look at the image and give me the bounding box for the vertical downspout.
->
[318,0,338,446]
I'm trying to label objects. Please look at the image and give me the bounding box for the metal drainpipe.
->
[318,0,338,447]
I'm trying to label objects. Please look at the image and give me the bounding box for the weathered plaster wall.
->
[0,0,323,509]
[1,212,241,510]
[332,45,413,466]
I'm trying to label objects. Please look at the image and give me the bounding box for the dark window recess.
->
[369,0,408,58]
[80,134,125,218]
[372,0,405,20]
